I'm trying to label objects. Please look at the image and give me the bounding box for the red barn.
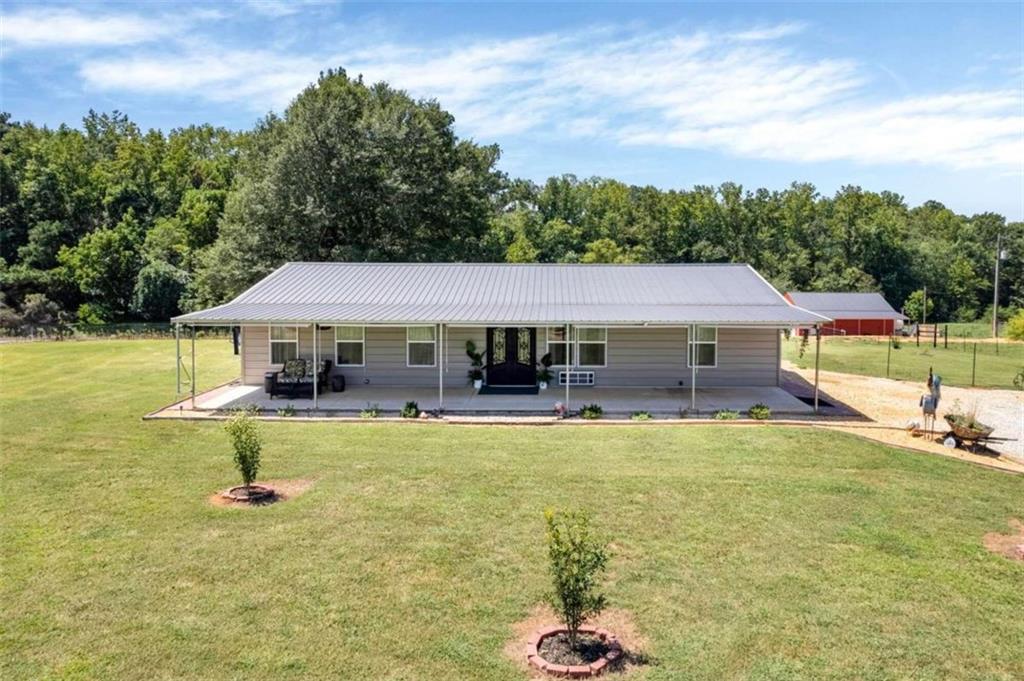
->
[784,292,905,336]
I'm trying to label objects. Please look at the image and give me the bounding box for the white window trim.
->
[334,325,365,367]
[575,326,608,368]
[545,327,574,368]
[687,325,718,368]
[268,324,300,366]
[406,325,437,368]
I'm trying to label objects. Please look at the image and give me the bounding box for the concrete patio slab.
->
[185,382,814,416]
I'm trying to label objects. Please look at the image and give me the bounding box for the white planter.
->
[473,379,483,390]
[538,381,548,390]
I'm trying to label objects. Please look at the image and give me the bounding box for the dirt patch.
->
[506,604,649,677]
[208,478,315,508]
[983,519,1024,562]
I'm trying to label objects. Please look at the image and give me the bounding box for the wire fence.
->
[786,332,1024,390]
[0,323,233,342]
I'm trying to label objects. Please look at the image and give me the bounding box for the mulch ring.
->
[208,478,315,508]
[983,518,1024,562]
[506,604,650,678]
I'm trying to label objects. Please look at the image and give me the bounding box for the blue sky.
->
[3,1,1022,218]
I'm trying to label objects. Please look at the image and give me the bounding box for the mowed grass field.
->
[2,339,1022,681]
[783,335,1024,389]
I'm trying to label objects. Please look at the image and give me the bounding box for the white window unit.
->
[687,325,718,368]
[575,327,607,367]
[559,370,595,386]
[334,326,365,366]
[269,325,299,364]
[406,326,437,367]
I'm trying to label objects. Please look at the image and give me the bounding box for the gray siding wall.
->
[240,325,779,388]
[241,324,484,388]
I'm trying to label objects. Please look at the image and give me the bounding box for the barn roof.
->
[785,291,905,320]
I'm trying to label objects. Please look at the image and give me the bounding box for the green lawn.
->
[784,335,1024,389]
[2,340,1022,680]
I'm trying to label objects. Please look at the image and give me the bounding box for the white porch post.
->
[437,323,444,412]
[564,323,570,414]
[690,324,696,412]
[313,323,319,410]
[190,324,196,407]
[175,323,181,395]
[813,324,821,413]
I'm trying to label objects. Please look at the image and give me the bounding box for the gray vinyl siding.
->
[684,327,779,387]
[587,327,778,388]
[241,324,484,388]
[240,324,778,388]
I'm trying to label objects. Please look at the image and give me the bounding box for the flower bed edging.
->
[526,624,622,678]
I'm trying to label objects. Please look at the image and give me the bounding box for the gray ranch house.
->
[172,262,829,415]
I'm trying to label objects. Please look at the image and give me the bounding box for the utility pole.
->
[992,231,1004,338]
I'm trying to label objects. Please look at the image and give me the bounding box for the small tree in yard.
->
[545,508,609,650]
[225,411,261,491]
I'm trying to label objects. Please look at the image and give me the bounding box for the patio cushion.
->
[283,359,308,378]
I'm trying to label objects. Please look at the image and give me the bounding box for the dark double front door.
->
[486,327,536,386]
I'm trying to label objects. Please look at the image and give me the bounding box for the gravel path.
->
[783,361,1024,469]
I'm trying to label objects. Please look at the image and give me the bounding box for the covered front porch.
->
[187,381,815,416]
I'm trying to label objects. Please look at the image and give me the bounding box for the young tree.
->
[545,508,609,650]
[224,411,262,491]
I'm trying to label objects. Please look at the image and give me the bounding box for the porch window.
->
[334,326,364,366]
[545,327,573,367]
[576,327,607,367]
[269,325,299,364]
[687,326,717,368]
[406,326,436,367]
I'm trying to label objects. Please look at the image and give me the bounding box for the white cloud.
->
[1,8,178,49]
[80,49,324,111]
[71,19,1023,171]
[242,1,339,18]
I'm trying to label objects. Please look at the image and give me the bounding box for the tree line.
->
[2,69,1021,332]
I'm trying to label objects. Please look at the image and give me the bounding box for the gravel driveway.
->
[783,361,1024,462]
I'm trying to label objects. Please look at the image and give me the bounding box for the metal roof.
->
[174,263,830,326]
[785,291,905,320]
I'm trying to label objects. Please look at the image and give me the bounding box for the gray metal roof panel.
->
[786,292,905,320]
[175,263,829,325]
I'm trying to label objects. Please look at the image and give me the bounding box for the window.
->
[492,327,506,363]
[406,326,436,367]
[334,326,364,366]
[576,327,607,367]
[546,327,574,367]
[688,326,717,368]
[269,325,299,364]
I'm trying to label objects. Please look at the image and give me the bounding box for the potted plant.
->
[536,352,554,390]
[466,339,486,390]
